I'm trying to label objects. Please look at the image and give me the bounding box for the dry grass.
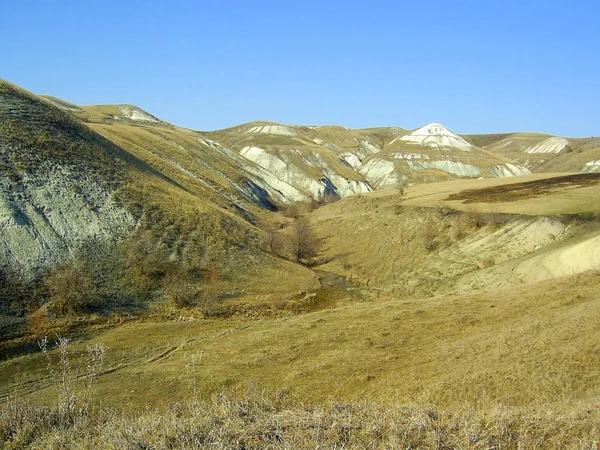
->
[3,273,600,416]
[447,173,600,205]
[308,182,600,295]
[2,331,599,449]
[388,172,600,216]
[2,393,598,449]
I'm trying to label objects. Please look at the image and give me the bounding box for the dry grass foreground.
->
[1,273,600,449]
[2,393,598,449]
[1,273,600,447]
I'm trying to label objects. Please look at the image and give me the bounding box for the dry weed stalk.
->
[38,336,106,422]
[185,350,203,404]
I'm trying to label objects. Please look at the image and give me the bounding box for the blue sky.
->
[1,1,599,136]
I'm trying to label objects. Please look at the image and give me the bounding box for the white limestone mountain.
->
[358,123,531,188]
[466,131,600,174]
[393,123,475,152]
[37,92,563,205]
[10,82,597,214]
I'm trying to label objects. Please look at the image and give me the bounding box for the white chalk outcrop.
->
[409,160,481,177]
[0,169,134,274]
[359,159,399,188]
[240,146,370,202]
[340,153,362,170]
[392,123,474,152]
[246,125,298,137]
[488,163,531,177]
[582,161,600,173]
[118,105,160,123]
[525,137,568,154]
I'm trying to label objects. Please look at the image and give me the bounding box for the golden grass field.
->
[3,174,600,411]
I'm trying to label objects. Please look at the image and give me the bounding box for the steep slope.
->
[46,94,583,207]
[0,80,318,314]
[0,81,140,274]
[361,123,531,188]
[207,121,375,202]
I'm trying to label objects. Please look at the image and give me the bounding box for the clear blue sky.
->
[1,1,598,136]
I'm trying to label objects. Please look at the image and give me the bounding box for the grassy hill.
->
[0,80,318,345]
[2,80,600,448]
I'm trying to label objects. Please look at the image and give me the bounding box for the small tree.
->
[289,217,319,261]
[263,226,285,256]
[396,177,409,197]
[45,263,98,317]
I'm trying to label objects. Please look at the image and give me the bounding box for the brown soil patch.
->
[446,173,600,204]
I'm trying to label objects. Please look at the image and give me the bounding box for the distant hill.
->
[3,78,598,280]
[37,87,600,207]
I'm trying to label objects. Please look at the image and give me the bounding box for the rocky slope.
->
[0,81,138,274]
[359,123,531,188]
[0,80,318,307]
[50,99,542,206]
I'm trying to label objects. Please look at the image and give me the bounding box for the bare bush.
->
[264,227,286,256]
[163,280,198,308]
[421,222,440,251]
[450,223,466,241]
[436,205,454,218]
[288,217,320,261]
[45,263,98,317]
[185,351,203,404]
[395,178,409,197]
[484,212,510,228]
[281,204,301,219]
[0,267,38,316]
[465,209,486,229]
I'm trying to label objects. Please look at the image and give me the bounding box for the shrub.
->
[288,217,319,261]
[45,263,98,317]
[38,336,106,422]
[465,210,486,228]
[281,205,301,219]
[163,274,199,308]
[484,212,510,228]
[421,222,439,251]
[0,267,39,316]
[263,225,286,256]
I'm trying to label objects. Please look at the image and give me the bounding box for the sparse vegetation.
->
[421,221,440,251]
[288,216,320,261]
[45,263,99,317]
[2,393,598,449]
[2,335,599,449]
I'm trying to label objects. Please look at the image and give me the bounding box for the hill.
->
[464,131,600,174]
[0,80,318,331]
[2,79,600,448]
[0,80,139,274]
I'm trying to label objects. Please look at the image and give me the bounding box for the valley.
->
[1,79,600,448]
